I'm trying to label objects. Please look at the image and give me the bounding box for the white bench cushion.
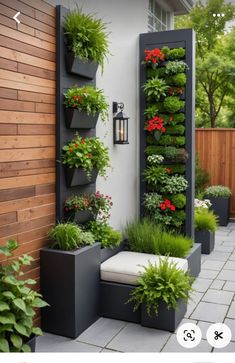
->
[100,251,188,285]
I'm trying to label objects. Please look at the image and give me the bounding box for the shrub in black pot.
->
[204,185,232,226]
[194,206,218,254]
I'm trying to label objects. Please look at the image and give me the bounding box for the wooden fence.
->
[0,0,56,325]
[196,128,235,216]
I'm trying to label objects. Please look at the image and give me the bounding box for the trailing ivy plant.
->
[0,240,48,352]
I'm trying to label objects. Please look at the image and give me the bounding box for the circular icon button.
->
[177,323,202,349]
[206,323,231,348]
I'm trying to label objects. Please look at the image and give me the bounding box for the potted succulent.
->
[85,220,123,262]
[64,85,109,129]
[204,185,232,226]
[63,8,110,79]
[194,201,218,254]
[64,191,113,224]
[41,222,100,338]
[128,258,193,332]
[62,134,110,187]
[0,240,48,352]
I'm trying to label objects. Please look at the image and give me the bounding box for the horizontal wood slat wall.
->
[0,0,56,325]
[196,128,235,216]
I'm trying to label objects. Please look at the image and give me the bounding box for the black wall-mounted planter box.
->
[65,210,96,224]
[100,240,126,263]
[195,230,215,254]
[64,108,99,129]
[205,196,230,226]
[186,243,201,277]
[100,281,141,323]
[41,243,100,339]
[64,167,98,187]
[141,299,187,332]
[65,52,98,80]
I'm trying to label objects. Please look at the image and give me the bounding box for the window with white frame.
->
[148,0,171,32]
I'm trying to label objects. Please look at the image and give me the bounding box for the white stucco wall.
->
[46,0,149,229]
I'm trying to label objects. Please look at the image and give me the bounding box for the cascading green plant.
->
[64,7,110,71]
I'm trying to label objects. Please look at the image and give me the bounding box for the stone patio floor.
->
[36,224,235,353]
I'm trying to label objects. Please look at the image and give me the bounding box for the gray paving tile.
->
[213,341,235,352]
[100,348,121,353]
[214,246,234,253]
[227,301,235,319]
[210,279,225,290]
[229,254,235,261]
[107,323,170,352]
[202,289,233,305]
[224,318,235,341]
[197,321,211,340]
[223,281,235,292]
[206,251,231,261]
[201,260,225,271]
[184,291,203,318]
[224,260,235,270]
[199,269,219,279]
[161,335,212,352]
[222,242,235,247]
[192,278,213,293]
[36,333,101,352]
[191,302,228,322]
[217,269,235,281]
[176,318,197,332]
[77,318,126,347]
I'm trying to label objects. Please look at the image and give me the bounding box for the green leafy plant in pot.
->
[0,240,48,352]
[204,185,232,226]
[64,7,110,78]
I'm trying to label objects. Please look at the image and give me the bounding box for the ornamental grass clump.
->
[125,219,192,258]
[62,134,110,178]
[48,222,95,251]
[204,185,232,198]
[128,258,193,316]
[195,208,218,232]
[0,240,48,352]
[64,86,109,122]
[64,7,110,71]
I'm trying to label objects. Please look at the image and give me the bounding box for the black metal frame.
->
[56,5,96,221]
[139,29,195,238]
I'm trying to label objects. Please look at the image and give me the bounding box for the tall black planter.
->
[64,108,99,129]
[64,167,98,187]
[27,335,36,352]
[205,196,230,226]
[186,244,201,277]
[195,230,215,254]
[65,210,96,224]
[41,243,100,339]
[65,52,98,79]
[141,299,187,332]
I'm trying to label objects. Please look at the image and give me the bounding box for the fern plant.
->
[64,7,110,71]
[128,258,193,316]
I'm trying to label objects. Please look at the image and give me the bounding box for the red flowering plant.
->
[62,134,110,178]
[144,48,165,67]
[64,85,109,122]
[145,115,166,133]
[64,191,113,222]
[159,199,176,212]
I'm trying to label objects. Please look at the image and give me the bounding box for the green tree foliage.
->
[175,0,235,128]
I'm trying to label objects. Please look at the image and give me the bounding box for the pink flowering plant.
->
[64,191,113,222]
[64,85,109,122]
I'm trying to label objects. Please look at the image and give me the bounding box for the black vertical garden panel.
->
[56,5,95,221]
[139,29,195,238]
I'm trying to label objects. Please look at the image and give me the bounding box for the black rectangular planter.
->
[195,230,215,254]
[65,52,98,79]
[64,167,98,187]
[27,335,36,352]
[41,243,100,338]
[186,244,201,277]
[65,210,96,224]
[141,299,187,332]
[100,281,141,323]
[64,108,99,129]
[205,196,230,226]
[100,240,126,263]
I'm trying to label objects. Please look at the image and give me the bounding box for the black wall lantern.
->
[113,102,129,144]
